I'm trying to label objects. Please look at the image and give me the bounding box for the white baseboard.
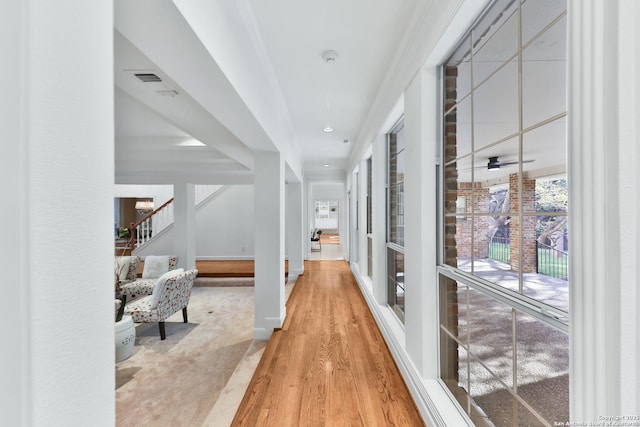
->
[253,308,287,340]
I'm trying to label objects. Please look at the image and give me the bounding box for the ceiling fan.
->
[486,156,534,171]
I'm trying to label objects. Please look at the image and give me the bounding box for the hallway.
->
[307,233,344,261]
[232,261,425,426]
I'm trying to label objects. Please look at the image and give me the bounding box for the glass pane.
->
[445,33,472,103]
[387,248,404,317]
[473,137,519,214]
[472,0,519,85]
[395,250,405,313]
[474,60,519,150]
[444,158,465,269]
[467,287,514,388]
[389,184,404,245]
[521,0,567,47]
[444,96,472,160]
[516,312,569,425]
[523,215,568,310]
[367,236,373,277]
[469,358,515,427]
[516,401,547,426]
[440,275,468,342]
[522,16,567,128]
[522,117,568,212]
[440,331,469,414]
[534,178,568,214]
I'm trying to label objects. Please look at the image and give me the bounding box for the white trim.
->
[254,308,287,340]
[617,0,640,412]
[568,0,621,421]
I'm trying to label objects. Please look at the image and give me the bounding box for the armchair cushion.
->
[115,257,130,283]
[115,256,140,283]
[118,256,179,299]
[142,255,170,279]
[150,268,184,309]
[118,279,156,299]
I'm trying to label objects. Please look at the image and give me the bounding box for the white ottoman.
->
[115,315,136,362]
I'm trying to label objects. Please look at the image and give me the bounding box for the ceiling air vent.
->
[134,73,162,83]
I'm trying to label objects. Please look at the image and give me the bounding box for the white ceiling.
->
[114,0,567,186]
[114,0,420,184]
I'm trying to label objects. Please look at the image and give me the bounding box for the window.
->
[388,120,405,320]
[439,0,568,425]
[367,156,373,278]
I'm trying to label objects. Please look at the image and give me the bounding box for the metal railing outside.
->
[536,241,568,280]
[488,236,510,264]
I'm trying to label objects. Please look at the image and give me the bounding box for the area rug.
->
[116,286,257,426]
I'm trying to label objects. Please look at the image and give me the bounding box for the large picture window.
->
[366,156,373,278]
[439,0,568,425]
[388,120,405,320]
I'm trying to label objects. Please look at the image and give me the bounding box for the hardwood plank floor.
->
[232,260,425,426]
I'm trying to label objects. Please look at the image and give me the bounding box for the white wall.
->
[134,185,256,258]
[114,184,173,206]
[1,1,115,425]
[196,185,254,258]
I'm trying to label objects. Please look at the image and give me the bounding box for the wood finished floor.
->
[232,260,425,427]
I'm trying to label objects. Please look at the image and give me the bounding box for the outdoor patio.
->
[444,257,570,425]
[456,257,568,312]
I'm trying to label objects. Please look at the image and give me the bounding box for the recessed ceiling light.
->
[323,164,331,168]
[176,138,206,147]
[323,127,334,133]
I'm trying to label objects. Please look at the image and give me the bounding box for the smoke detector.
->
[322,50,338,64]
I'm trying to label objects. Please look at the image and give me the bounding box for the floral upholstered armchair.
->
[118,255,178,300]
[114,256,141,287]
[124,269,198,340]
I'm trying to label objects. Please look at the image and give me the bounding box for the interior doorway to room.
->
[311,200,342,260]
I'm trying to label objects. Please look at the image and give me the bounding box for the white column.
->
[173,183,196,270]
[617,0,640,414]
[286,182,304,280]
[372,134,388,305]
[403,68,439,378]
[569,0,640,420]
[0,1,114,425]
[254,152,286,339]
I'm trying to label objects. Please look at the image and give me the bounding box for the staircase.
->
[115,185,224,255]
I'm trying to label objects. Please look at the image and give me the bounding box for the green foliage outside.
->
[535,179,568,237]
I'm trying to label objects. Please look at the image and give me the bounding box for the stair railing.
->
[122,185,224,252]
[126,198,174,251]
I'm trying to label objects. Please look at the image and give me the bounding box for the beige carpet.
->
[116,279,293,426]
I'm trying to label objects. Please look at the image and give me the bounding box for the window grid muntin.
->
[442,18,569,308]
[438,273,565,426]
[439,0,569,424]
